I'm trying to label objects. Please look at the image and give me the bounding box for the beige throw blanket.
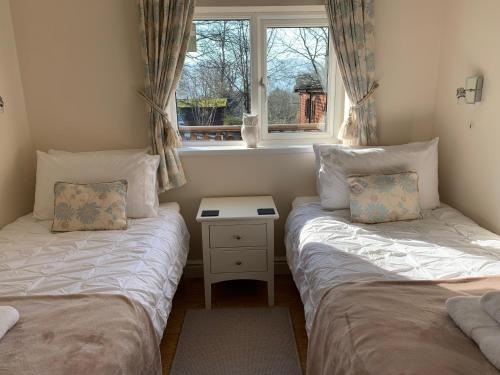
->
[0,294,161,375]
[308,278,500,375]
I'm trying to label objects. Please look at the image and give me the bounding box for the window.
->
[176,19,250,141]
[174,8,344,145]
[263,23,330,137]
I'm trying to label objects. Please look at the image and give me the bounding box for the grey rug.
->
[170,308,302,375]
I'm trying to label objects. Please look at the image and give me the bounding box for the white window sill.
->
[177,143,318,156]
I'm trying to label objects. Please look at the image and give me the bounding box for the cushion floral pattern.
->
[348,172,422,224]
[52,181,128,232]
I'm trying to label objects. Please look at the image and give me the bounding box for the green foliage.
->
[177,98,227,108]
[268,89,299,124]
[223,114,242,125]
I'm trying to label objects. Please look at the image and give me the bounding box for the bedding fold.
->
[447,296,500,370]
[0,294,161,375]
[0,305,19,340]
[0,204,190,338]
[482,291,500,324]
[285,201,500,335]
[308,278,500,375]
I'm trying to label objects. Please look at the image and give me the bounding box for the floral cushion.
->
[52,181,128,232]
[347,172,422,224]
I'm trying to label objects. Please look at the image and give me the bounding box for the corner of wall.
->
[0,0,36,227]
[427,0,448,139]
[431,0,500,234]
[374,0,447,145]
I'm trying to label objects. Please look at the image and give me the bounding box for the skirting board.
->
[183,256,290,278]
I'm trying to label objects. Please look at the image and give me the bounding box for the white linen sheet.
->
[285,199,500,334]
[0,202,189,338]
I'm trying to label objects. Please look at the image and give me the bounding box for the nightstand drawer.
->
[209,223,267,248]
[210,249,268,274]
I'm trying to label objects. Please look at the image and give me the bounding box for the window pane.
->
[266,26,329,134]
[176,19,251,142]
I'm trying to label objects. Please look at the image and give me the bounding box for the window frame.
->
[259,17,337,141]
[170,6,345,147]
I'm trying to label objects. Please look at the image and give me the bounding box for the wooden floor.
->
[160,275,308,374]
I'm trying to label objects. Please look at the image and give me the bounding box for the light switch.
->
[0,96,4,113]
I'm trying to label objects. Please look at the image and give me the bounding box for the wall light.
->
[456,76,483,104]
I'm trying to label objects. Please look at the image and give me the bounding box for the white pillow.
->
[314,138,439,210]
[47,148,159,212]
[34,151,160,219]
[48,148,149,155]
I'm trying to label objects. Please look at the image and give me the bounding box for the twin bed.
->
[0,202,189,374]
[286,197,500,374]
[3,138,500,374]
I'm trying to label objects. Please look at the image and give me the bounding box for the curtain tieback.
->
[137,90,182,148]
[340,82,379,145]
[137,90,170,117]
[351,81,379,109]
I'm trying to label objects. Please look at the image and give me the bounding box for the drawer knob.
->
[235,261,242,266]
[233,235,241,240]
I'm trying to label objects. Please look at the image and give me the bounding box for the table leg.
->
[205,280,212,309]
[267,278,274,306]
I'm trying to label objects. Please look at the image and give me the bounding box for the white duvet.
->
[0,202,189,338]
[285,199,500,334]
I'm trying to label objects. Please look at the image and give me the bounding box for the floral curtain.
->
[326,0,378,146]
[137,0,194,191]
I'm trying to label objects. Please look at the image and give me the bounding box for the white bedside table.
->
[196,196,279,309]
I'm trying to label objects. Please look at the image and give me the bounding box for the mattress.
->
[0,202,189,338]
[285,198,500,334]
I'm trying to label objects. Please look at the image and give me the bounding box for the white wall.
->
[0,0,35,227]
[9,0,148,152]
[375,0,443,145]
[9,0,444,259]
[433,0,500,233]
[166,151,317,259]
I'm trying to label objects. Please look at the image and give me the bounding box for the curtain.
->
[137,0,194,191]
[326,0,378,146]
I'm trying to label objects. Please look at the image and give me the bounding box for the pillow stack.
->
[313,138,440,223]
[34,149,160,231]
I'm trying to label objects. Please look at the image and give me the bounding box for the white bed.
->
[0,202,189,338]
[286,197,500,334]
